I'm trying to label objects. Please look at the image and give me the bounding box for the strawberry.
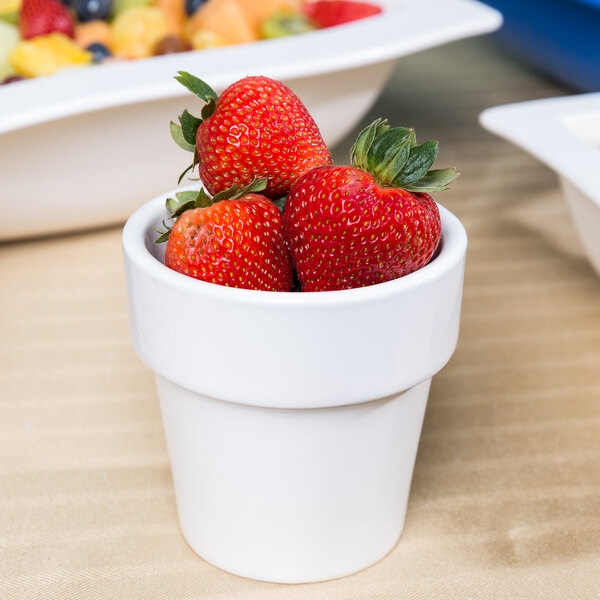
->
[156,179,294,292]
[170,72,331,200]
[303,1,382,28]
[19,0,74,40]
[283,120,458,292]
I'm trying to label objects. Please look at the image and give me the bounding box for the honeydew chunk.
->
[240,0,305,30]
[0,19,18,79]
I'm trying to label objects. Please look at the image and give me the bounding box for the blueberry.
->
[73,0,112,22]
[86,42,112,63]
[185,0,206,16]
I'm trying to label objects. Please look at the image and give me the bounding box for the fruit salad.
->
[0,0,382,83]
[156,72,458,292]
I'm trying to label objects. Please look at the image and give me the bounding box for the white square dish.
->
[0,0,500,241]
[480,93,600,278]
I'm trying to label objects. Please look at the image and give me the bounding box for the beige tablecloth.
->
[1,38,599,599]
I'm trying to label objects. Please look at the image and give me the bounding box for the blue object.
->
[481,0,600,91]
[73,0,112,22]
[185,0,207,16]
[86,42,112,63]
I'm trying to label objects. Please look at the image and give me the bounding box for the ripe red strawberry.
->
[283,120,458,292]
[303,1,382,28]
[20,0,74,40]
[156,180,293,292]
[170,72,331,199]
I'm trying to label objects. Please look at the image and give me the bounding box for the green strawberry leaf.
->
[169,200,197,218]
[201,98,217,121]
[153,221,172,243]
[193,188,213,208]
[165,196,182,214]
[272,196,287,213]
[390,126,416,147]
[175,71,219,103]
[171,191,200,209]
[240,178,268,195]
[351,120,457,192]
[367,128,413,184]
[350,118,389,171]
[166,192,202,219]
[170,121,195,153]
[210,178,268,204]
[393,140,438,187]
[402,168,459,192]
[177,190,203,203]
[211,184,240,204]
[179,109,202,146]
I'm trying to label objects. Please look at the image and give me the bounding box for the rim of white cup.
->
[122,191,467,305]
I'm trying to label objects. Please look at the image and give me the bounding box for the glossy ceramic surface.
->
[480,93,600,277]
[121,185,467,582]
[123,187,467,408]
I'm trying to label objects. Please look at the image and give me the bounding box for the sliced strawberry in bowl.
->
[19,0,74,40]
[303,0,383,28]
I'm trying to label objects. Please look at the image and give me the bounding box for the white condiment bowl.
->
[121,185,467,583]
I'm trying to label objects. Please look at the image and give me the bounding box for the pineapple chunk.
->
[190,28,231,50]
[10,33,93,78]
[240,0,305,30]
[111,6,170,59]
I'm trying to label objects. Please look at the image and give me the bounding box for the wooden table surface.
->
[1,36,599,599]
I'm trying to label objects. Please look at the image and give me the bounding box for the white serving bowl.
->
[480,93,600,278]
[0,0,500,241]
[121,185,467,583]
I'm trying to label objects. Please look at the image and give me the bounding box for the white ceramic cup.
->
[122,187,467,583]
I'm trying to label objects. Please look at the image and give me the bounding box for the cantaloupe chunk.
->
[74,20,112,50]
[155,0,186,37]
[187,0,259,45]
